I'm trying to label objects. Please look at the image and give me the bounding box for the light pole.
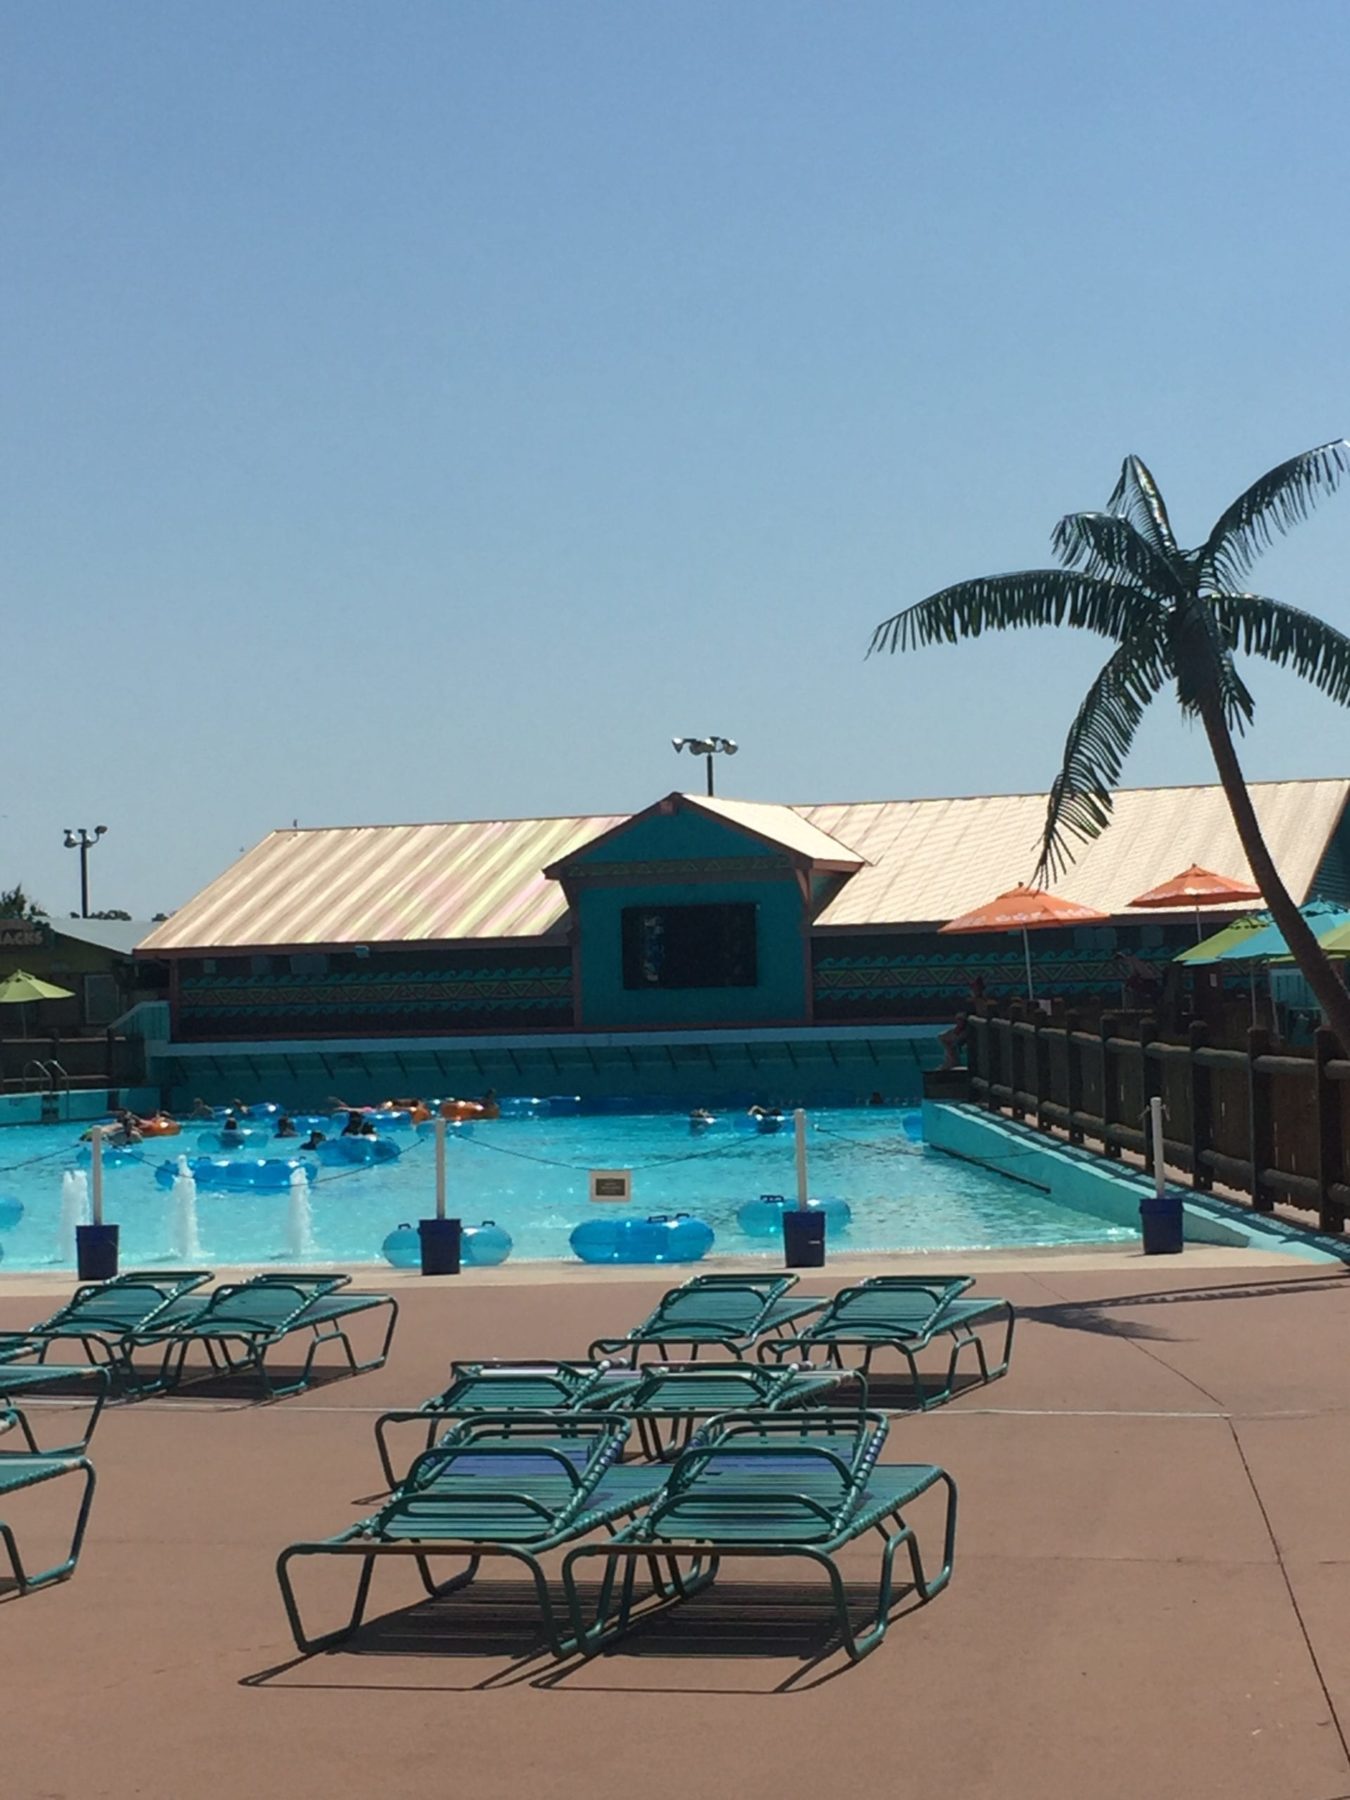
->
[63,826,107,919]
[672,736,737,796]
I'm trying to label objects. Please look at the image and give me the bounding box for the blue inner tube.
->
[315,1136,400,1166]
[736,1194,852,1238]
[196,1127,273,1152]
[463,1220,512,1267]
[381,1223,420,1268]
[75,1143,144,1168]
[154,1156,318,1191]
[285,1113,333,1136]
[328,1110,414,1133]
[570,1213,714,1265]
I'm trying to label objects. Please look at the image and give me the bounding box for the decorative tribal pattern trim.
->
[558,856,791,886]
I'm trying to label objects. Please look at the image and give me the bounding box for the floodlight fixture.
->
[671,734,739,795]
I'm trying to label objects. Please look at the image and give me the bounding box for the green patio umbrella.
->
[1269,915,1350,961]
[0,968,75,1038]
[1174,914,1272,966]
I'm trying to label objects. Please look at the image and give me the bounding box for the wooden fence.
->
[966,1009,1350,1233]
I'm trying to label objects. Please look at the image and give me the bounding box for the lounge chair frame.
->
[563,1414,956,1663]
[137,1275,399,1400]
[758,1281,1015,1410]
[277,1416,668,1656]
[0,1363,110,1456]
[589,1274,825,1367]
[0,1451,97,1596]
[2,1272,214,1397]
[373,1361,610,1490]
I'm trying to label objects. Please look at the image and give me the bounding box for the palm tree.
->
[870,443,1350,1048]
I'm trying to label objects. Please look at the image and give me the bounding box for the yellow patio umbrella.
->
[0,969,74,1037]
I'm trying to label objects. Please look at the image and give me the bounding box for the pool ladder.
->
[22,1060,70,1121]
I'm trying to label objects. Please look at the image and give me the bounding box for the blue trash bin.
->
[76,1223,120,1281]
[782,1208,826,1268]
[1139,1193,1183,1256]
[418,1217,462,1275]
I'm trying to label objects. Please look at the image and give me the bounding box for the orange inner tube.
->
[439,1100,484,1121]
[140,1116,181,1137]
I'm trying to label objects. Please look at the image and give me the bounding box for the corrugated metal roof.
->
[137,779,1349,953]
[685,794,866,867]
[801,780,1350,926]
[51,918,160,955]
[136,815,627,953]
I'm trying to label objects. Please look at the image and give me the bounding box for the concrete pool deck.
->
[4,1252,1350,1799]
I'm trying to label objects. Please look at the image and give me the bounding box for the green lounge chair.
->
[373,1362,613,1489]
[0,1362,111,1456]
[758,1276,1014,1409]
[562,1410,957,1663]
[374,1360,853,1485]
[602,1361,852,1460]
[0,1271,214,1396]
[277,1414,670,1655]
[0,1447,97,1596]
[589,1273,826,1366]
[135,1273,398,1400]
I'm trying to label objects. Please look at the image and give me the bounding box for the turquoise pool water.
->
[0,1107,1133,1271]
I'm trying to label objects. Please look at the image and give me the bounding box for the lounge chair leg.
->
[414,1551,481,1599]
[277,1545,378,1655]
[0,1461,96,1597]
[0,1519,30,1595]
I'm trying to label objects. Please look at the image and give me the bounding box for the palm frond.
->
[1201,440,1350,588]
[1106,456,1178,557]
[1214,592,1350,706]
[1170,594,1256,731]
[1051,510,1184,596]
[868,569,1152,658]
[1034,635,1166,883]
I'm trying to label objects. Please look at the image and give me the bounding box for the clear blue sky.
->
[5,1,1349,918]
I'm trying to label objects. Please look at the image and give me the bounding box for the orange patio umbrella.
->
[939,884,1110,1001]
[1127,864,1262,940]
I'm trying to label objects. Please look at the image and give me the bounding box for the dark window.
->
[621,903,757,990]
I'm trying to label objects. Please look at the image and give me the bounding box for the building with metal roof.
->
[131,780,1350,1107]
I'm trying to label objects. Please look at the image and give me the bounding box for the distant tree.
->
[0,884,45,920]
[86,909,132,921]
[151,912,171,922]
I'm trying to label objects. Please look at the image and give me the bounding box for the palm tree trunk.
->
[1197,691,1350,1052]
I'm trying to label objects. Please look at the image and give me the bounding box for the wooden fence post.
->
[1189,1020,1213,1193]
[1248,1027,1274,1213]
[1140,1015,1160,1183]
[1035,1014,1051,1132]
[968,1013,986,1097]
[1065,1010,1083,1144]
[1100,1012,1120,1158]
[1314,1028,1346,1234]
[1007,1002,1025,1119]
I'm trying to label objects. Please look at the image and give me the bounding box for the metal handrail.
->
[20,1059,53,1093]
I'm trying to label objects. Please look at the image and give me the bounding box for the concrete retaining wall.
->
[922,1100,1257,1249]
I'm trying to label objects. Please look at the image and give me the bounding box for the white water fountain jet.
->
[170,1155,203,1261]
[59,1168,90,1264]
[286,1167,317,1260]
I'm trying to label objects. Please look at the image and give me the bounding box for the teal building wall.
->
[557,805,811,1030]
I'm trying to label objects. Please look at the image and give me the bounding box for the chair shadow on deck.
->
[143,1362,368,1404]
[1019,1272,1349,1342]
[242,1580,563,1692]
[537,1577,928,1693]
[242,1574,909,1695]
